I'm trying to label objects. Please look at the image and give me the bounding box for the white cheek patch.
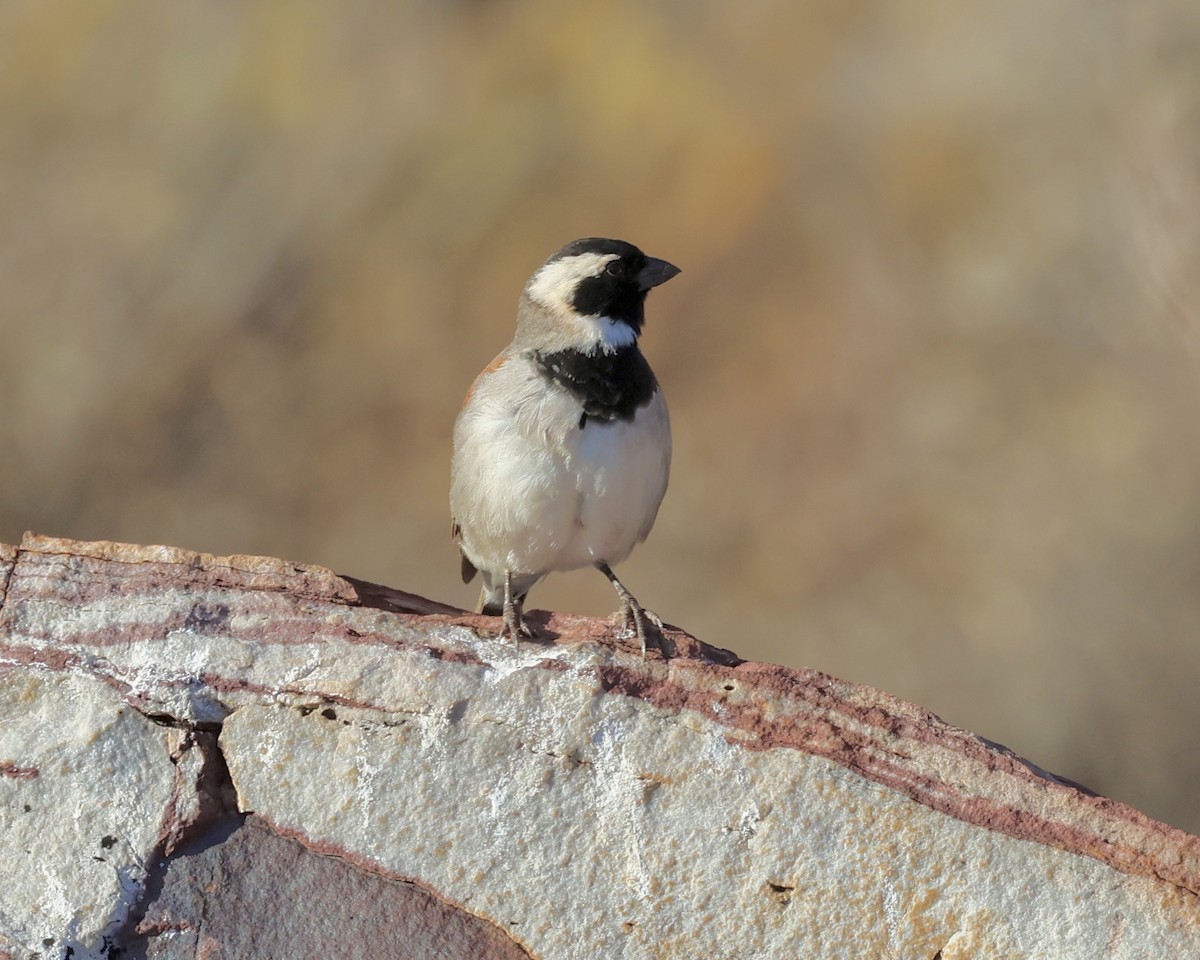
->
[525,252,635,352]
[526,253,615,312]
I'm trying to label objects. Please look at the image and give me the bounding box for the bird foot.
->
[610,600,663,658]
[494,571,535,646]
[498,604,535,645]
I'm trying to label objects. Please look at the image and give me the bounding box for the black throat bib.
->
[532,344,658,427]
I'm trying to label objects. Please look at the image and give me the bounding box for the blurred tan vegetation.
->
[3,1,1200,831]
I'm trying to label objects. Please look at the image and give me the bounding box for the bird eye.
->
[604,260,625,278]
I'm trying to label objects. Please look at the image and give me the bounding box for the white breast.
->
[450,357,671,579]
[559,397,671,569]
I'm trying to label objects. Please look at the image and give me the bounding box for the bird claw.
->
[610,600,663,658]
[495,571,536,646]
[594,561,664,659]
[498,613,535,644]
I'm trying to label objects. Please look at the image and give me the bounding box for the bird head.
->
[518,238,680,354]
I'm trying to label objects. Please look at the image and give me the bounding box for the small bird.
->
[450,238,679,655]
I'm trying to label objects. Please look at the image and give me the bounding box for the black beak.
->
[637,257,681,291]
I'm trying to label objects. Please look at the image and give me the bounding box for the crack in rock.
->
[108,705,537,960]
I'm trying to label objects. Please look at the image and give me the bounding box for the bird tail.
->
[477,575,505,616]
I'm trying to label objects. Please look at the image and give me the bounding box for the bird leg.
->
[499,570,534,644]
[595,561,662,658]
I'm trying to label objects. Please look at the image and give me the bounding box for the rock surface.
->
[0,533,1197,959]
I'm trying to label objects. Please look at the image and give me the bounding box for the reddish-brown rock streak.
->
[2,532,1197,903]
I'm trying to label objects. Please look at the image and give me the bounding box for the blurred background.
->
[2,1,1199,832]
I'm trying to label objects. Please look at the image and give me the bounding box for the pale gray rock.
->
[1,534,1198,959]
[218,673,1197,958]
[0,670,193,959]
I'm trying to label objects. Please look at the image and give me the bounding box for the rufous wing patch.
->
[460,352,509,410]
